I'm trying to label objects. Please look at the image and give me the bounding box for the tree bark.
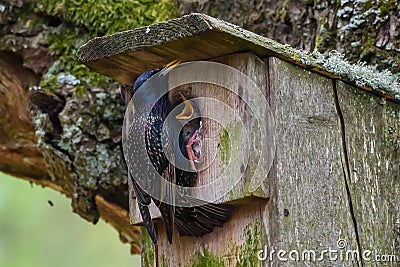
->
[177,0,400,74]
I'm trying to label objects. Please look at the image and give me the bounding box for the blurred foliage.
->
[0,172,140,267]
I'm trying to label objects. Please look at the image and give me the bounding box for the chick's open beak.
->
[175,93,194,120]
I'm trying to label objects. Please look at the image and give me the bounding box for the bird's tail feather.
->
[130,173,157,244]
[130,173,151,206]
[174,196,234,237]
[138,203,158,245]
[155,200,174,244]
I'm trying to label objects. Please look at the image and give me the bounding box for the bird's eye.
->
[175,93,194,120]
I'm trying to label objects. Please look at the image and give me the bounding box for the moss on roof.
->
[78,13,400,102]
[310,50,400,100]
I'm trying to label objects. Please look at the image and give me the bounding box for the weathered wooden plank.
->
[128,54,399,266]
[129,53,270,266]
[130,52,272,224]
[76,13,282,85]
[155,200,266,267]
[174,52,273,201]
[265,57,359,266]
[77,14,399,102]
[336,81,400,264]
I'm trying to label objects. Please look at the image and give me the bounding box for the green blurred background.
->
[0,172,140,267]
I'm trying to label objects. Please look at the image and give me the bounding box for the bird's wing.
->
[174,193,234,237]
[123,102,158,244]
[144,114,177,244]
[126,129,157,243]
[154,168,175,244]
[159,121,178,244]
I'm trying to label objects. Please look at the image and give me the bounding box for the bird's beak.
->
[165,59,181,71]
[159,59,181,77]
[175,93,194,120]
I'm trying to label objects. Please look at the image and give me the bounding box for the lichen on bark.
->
[177,0,400,75]
[0,0,178,248]
[31,84,128,222]
[18,0,177,223]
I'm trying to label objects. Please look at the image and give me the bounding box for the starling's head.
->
[131,68,161,97]
[129,60,181,100]
[120,69,161,102]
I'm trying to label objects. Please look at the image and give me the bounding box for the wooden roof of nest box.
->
[77,13,399,102]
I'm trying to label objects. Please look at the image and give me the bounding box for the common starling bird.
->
[124,61,233,245]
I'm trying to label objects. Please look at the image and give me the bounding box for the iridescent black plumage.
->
[127,66,173,245]
[126,64,233,245]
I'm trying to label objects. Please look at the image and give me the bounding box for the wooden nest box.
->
[78,13,400,267]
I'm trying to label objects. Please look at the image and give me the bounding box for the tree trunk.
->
[177,0,400,74]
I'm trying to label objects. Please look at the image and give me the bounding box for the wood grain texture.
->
[130,53,272,225]
[131,54,400,266]
[156,200,266,267]
[131,53,270,266]
[265,57,359,266]
[77,14,399,103]
[0,51,46,180]
[336,81,400,263]
[76,13,295,85]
